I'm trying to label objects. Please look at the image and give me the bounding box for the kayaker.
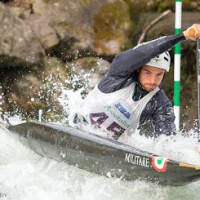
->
[76,24,200,140]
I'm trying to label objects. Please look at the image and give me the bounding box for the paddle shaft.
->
[188,28,200,130]
[197,39,200,131]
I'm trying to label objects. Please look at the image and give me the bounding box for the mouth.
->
[146,84,157,90]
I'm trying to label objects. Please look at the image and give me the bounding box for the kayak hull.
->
[9,122,200,186]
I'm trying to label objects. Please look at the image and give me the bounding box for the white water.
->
[1,89,200,199]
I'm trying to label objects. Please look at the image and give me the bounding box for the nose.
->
[149,75,156,84]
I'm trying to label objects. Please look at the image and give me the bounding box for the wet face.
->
[138,65,165,92]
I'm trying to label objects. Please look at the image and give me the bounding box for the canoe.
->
[9,122,200,186]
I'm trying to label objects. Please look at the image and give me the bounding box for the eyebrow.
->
[143,69,151,73]
[143,69,164,75]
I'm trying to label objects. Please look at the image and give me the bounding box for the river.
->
[0,90,200,200]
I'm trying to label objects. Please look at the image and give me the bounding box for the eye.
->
[157,73,164,77]
[144,71,151,75]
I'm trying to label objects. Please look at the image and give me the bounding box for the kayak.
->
[9,122,200,186]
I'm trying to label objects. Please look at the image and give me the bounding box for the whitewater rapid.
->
[0,120,200,200]
[0,89,200,200]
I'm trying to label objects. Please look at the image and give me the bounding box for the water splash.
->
[1,73,200,199]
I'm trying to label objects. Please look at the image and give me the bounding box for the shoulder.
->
[98,73,137,93]
[151,89,172,107]
[155,89,171,101]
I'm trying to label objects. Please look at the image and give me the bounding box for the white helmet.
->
[145,52,171,72]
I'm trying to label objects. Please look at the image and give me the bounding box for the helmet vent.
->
[164,57,169,61]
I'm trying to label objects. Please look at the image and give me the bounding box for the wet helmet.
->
[145,51,171,72]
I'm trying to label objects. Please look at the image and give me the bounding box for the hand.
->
[183,24,200,41]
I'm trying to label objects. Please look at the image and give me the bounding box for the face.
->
[138,65,165,92]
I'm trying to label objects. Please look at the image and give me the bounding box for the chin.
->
[145,88,154,92]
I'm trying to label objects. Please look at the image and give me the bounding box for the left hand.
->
[183,24,200,41]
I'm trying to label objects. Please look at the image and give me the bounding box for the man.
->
[77,24,200,140]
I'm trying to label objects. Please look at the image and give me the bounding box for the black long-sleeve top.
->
[98,33,186,137]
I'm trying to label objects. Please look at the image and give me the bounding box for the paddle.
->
[188,28,200,132]
[197,38,200,132]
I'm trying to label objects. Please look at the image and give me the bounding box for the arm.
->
[151,91,176,137]
[98,23,200,93]
[108,34,185,76]
[112,23,200,77]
